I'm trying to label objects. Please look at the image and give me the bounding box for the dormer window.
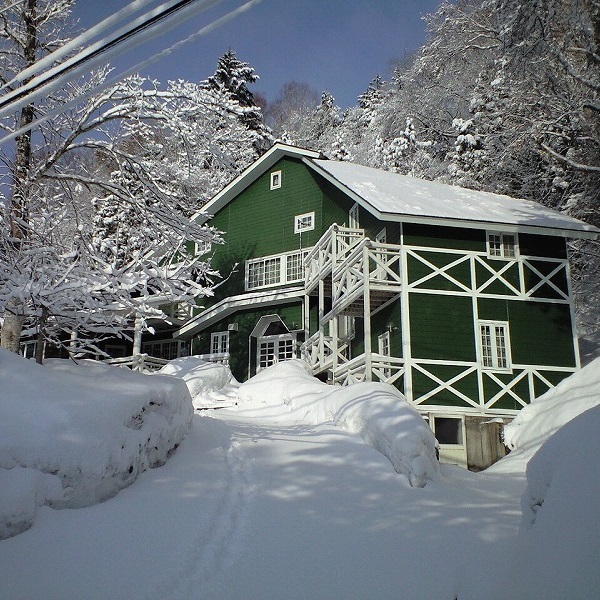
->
[487,232,517,259]
[270,170,282,190]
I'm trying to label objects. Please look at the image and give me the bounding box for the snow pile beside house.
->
[0,350,193,540]
[503,356,600,456]
[159,356,237,408]
[237,359,439,487]
[506,405,600,598]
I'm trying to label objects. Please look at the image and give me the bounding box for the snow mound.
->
[159,356,239,409]
[158,356,236,407]
[503,357,600,456]
[506,404,600,598]
[0,350,193,539]
[238,360,439,487]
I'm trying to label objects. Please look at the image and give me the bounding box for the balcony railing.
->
[305,224,364,293]
[332,353,405,386]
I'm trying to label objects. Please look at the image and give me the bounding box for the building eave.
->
[174,286,305,338]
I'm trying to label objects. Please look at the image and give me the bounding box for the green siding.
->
[519,233,567,258]
[403,223,486,251]
[409,294,476,362]
[194,303,302,382]
[508,301,575,367]
[478,297,575,367]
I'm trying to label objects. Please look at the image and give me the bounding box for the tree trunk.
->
[34,306,48,364]
[0,300,25,353]
[0,0,37,352]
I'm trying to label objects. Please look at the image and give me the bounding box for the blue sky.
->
[76,0,441,108]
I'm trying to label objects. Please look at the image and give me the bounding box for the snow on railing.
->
[105,354,168,373]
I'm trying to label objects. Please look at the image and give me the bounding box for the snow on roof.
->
[311,159,599,238]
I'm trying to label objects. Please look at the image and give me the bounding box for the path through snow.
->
[0,411,524,600]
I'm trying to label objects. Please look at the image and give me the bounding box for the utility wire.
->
[0,0,221,118]
[0,0,263,148]
[0,0,159,91]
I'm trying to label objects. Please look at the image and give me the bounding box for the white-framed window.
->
[194,239,212,256]
[142,340,188,360]
[478,321,511,370]
[487,232,517,259]
[294,211,315,234]
[270,170,282,190]
[211,331,229,355]
[246,248,311,290]
[338,315,356,342]
[349,202,360,229]
[258,334,295,370]
[430,415,465,446]
[378,330,391,378]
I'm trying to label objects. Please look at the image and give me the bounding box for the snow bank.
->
[503,357,600,455]
[238,360,439,487]
[0,350,193,539]
[506,405,600,599]
[159,356,237,408]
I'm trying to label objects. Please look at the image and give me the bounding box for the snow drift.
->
[503,356,600,456]
[237,359,439,487]
[0,350,193,539]
[159,356,237,408]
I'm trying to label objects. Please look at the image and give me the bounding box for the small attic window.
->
[487,232,517,259]
[270,170,282,190]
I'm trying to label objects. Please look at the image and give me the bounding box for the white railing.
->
[305,224,364,292]
[105,354,168,373]
[194,352,230,365]
[332,353,404,386]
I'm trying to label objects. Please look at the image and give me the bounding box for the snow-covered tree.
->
[0,5,271,360]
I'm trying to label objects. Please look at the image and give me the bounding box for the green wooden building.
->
[175,143,598,469]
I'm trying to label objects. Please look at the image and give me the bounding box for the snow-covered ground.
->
[1,352,599,599]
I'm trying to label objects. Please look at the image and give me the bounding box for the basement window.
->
[431,415,464,445]
[270,170,282,190]
[487,232,517,259]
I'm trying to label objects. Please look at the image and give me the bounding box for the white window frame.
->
[349,202,360,229]
[211,331,229,355]
[487,231,518,260]
[378,330,391,378]
[478,320,512,371]
[142,339,187,360]
[245,248,312,291]
[257,333,296,371]
[270,170,282,190]
[294,211,315,234]
[194,239,212,256]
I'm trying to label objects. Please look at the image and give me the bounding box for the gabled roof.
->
[192,144,322,224]
[194,142,598,239]
[309,159,599,239]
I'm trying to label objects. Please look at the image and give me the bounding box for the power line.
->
[0,0,220,117]
[0,0,263,148]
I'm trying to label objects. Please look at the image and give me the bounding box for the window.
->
[211,331,229,355]
[270,170,282,190]
[246,249,311,290]
[478,321,511,370]
[349,202,360,229]
[142,340,187,360]
[487,232,517,259]
[194,239,212,256]
[378,331,391,378]
[294,212,315,234]
[431,416,464,445]
[258,336,295,370]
